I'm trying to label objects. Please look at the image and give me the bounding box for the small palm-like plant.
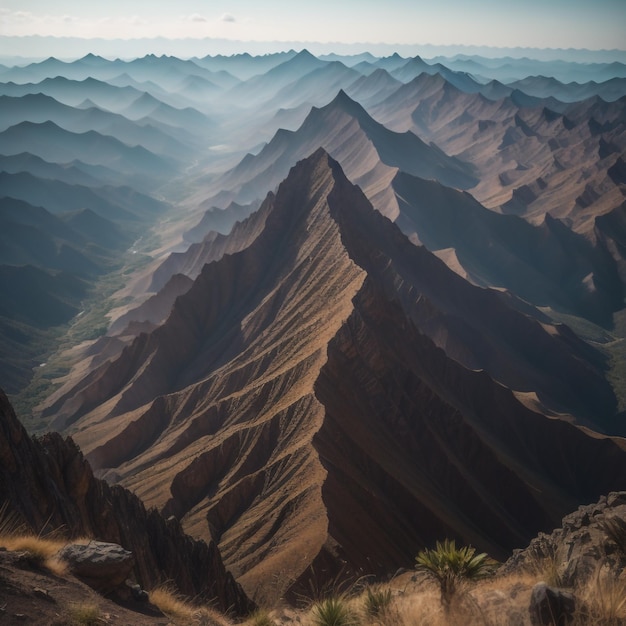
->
[415,539,497,611]
[310,596,356,626]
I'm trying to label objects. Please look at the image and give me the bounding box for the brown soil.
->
[0,550,171,625]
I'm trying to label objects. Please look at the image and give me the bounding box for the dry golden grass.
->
[575,570,626,625]
[522,550,563,588]
[0,534,69,574]
[0,501,97,577]
[372,587,445,626]
[149,585,231,626]
[1,534,66,557]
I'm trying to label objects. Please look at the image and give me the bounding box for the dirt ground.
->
[0,549,173,625]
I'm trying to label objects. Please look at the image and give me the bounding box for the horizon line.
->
[1,35,625,54]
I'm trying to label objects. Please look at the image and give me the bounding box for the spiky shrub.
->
[364,586,393,617]
[415,539,497,611]
[310,596,357,626]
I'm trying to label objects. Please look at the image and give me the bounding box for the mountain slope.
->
[0,197,122,275]
[391,171,624,326]
[41,151,626,603]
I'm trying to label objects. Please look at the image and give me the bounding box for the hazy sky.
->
[1,0,625,50]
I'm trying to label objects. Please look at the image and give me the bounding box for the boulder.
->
[59,541,134,593]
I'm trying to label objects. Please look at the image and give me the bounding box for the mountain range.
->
[1,48,625,608]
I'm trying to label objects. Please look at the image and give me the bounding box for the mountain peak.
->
[80,53,106,65]
[325,88,366,115]
[295,48,316,60]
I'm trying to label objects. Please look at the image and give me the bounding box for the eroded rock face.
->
[0,390,253,615]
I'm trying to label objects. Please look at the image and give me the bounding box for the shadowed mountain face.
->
[391,171,624,327]
[41,151,626,602]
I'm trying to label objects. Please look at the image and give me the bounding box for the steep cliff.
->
[0,389,253,615]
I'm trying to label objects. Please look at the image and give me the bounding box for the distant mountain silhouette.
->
[0,121,175,178]
[344,68,403,107]
[0,94,194,159]
[224,49,327,105]
[192,50,296,81]
[0,153,102,187]
[0,197,123,274]
[0,171,168,223]
[0,76,144,111]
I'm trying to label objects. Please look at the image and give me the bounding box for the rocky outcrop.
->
[0,389,253,615]
[501,492,626,587]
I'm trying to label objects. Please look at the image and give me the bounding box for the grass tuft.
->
[0,534,68,573]
[310,596,357,626]
[0,501,27,538]
[67,601,102,625]
[149,585,230,625]
[245,608,275,625]
[576,569,626,625]
[524,545,563,588]
[363,585,393,618]
[150,585,197,621]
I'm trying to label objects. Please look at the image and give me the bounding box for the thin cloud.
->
[189,13,208,23]
[220,13,236,23]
